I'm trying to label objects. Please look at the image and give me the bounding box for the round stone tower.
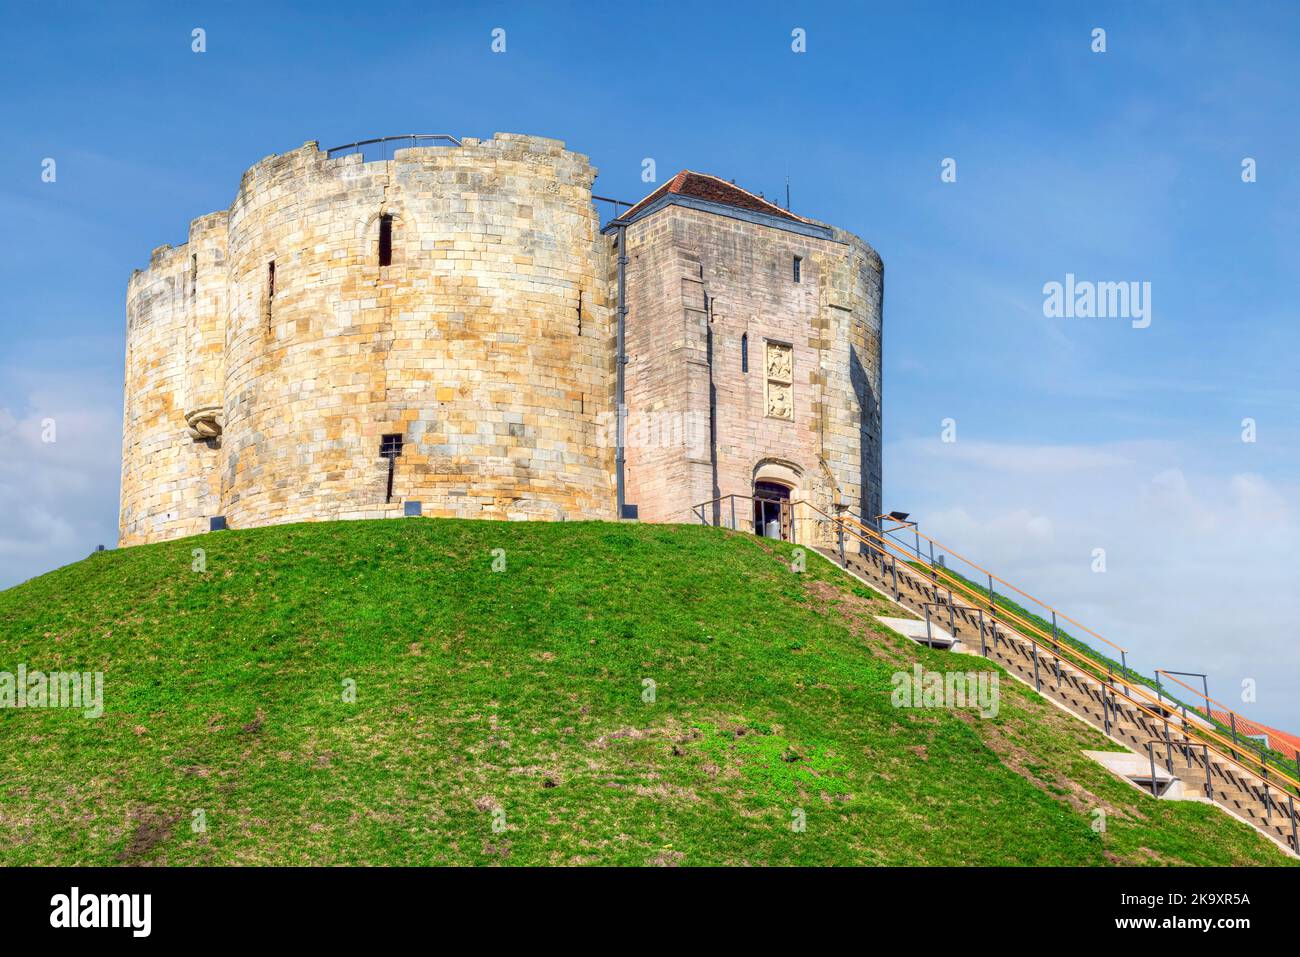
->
[120,133,615,545]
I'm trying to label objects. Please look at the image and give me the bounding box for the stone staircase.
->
[819,531,1300,855]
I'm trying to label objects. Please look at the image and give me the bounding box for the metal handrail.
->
[841,512,1129,657]
[1156,669,1300,779]
[859,512,1217,724]
[828,507,1300,800]
[691,491,1300,803]
[835,509,1300,797]
[325,134,462,159]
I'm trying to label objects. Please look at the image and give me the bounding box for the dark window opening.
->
[741,333,749,373]
[792,256,802,283]
[265,260,275,335]
[378,214,393,267]
[577,289,583,336]
[190,254,197,299]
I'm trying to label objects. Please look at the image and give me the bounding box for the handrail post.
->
[1291,795,1298,853]
[730,495,736,531]
[891,556,899,600]
[1032,638,1040,692]
[1051,613,1061,690]
[1203,743,1211,799]
[1148,742,1159,797]
[925,604,933,645]
[978,608,987,658]
[837,520,846,567]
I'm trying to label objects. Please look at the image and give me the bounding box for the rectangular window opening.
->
[792,256,802,283]
[264,260,275,335]
[378,215,393,267]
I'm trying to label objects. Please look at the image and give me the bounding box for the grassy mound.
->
[0,519,1290,866]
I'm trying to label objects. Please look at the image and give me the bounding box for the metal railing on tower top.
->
[324,134,462,161]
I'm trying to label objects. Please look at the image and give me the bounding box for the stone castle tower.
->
[119,133,882,546]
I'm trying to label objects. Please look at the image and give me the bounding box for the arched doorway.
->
[753,480,791,538]
[752,459,803,540]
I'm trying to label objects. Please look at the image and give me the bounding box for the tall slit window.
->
[792,256,802,283]
[741,333,749,373]
[265,260,275,335]
[378,214,393,267]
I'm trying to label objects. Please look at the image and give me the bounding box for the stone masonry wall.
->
[620,205,883,533]
[121,134,881,547]
[121,134,615,546]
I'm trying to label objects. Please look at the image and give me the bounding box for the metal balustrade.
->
[324,134,462,161]
[831,506,1300,803]
[692,491,1300,852]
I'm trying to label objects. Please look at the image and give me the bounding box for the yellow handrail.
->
[821,508,1300,798]
[696,494,1300,816]
[1156,669,1298,767]
[692,492,1300,800]
[839,512,1129,656]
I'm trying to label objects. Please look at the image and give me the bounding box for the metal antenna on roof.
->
[786,174,791,211]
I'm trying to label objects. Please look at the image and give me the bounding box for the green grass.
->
[0,518,1291,866]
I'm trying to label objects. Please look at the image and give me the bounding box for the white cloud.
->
[0,385,121,588]
[893,435,1158,476]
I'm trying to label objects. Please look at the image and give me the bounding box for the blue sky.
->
[1,2,1298,727]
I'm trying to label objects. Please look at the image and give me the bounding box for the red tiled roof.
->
[618,170,815,225]
[1210,709,1300,762]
